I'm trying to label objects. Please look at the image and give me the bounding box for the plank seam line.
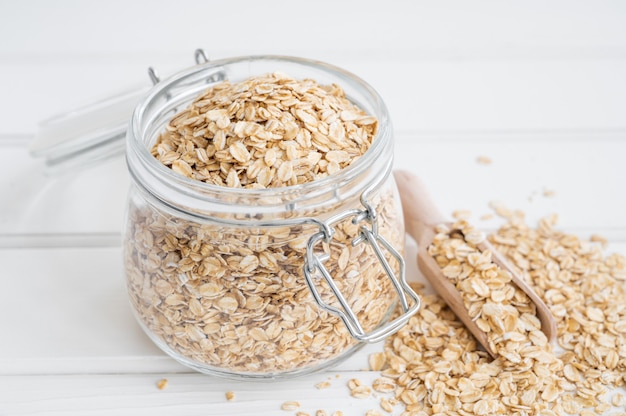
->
[0,230,625,249]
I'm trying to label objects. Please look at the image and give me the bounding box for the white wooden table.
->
[1,1,625,414]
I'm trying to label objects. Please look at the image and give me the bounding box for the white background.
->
[0,1,625,415]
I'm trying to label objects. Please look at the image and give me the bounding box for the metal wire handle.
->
[303,199,421,343]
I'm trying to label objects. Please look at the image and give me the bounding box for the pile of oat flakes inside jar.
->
[123,56,420,378]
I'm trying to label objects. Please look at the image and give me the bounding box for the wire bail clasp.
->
[147,48,226,87]
[303,196,421,343]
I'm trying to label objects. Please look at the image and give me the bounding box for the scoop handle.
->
[394,170,448,243]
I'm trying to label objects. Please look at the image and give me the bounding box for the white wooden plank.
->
[0,372,394,416]
[0,145,128,237]
[0,247,183,375]
[2,0,625,57]
[0,244,410,375]
[2,58,626,135]
[1,133,625,239]
[392,132,626,235]
[374,59,626,133]
[1,1,625,135]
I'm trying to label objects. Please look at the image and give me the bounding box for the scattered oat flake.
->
[368,352,385,371]
[156,378,168,390]
[476,155,492,165]
[380,397,395,412]
[315,381,331,389]
[281,401,301,411]
[488,200,514,219]
[543,188,556,197]
[495,205,513,218]
[590,234,608,247]
[347,378,362,389]
[480,213,494,221]
[350,385,372,399]
[452,209,472,220]
[225,391,235,401]
[372,377,395,393]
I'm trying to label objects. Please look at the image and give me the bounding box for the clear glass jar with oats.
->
[123,56,420,379]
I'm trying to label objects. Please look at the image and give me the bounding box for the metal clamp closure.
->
[303,199,421,343]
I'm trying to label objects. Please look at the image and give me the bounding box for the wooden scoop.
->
[394,170,556,358]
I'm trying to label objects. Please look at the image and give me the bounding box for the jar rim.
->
[127,55,392,207]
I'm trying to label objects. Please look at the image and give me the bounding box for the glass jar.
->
[123,56,420,379]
